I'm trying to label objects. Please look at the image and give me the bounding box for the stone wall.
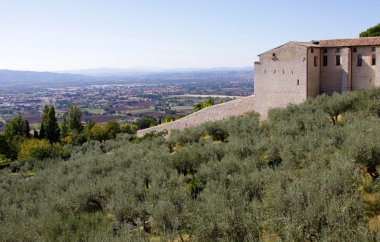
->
[137,95,255,136]
[320,47,349,94]
[307,47,321,97]
[321,46,378,93]
[254,42,308,117]
[351,46,377,90]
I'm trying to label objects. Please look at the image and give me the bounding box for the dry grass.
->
[369,214,380,231]
[261,233,281,242]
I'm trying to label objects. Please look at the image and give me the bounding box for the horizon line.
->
[1,66,254,74]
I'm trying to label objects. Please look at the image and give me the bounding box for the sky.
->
[0,0,379,72]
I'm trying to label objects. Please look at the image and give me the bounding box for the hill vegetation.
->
[360,23,380,37]
[191,97,215,113]
[2,89,380,241]
[0,104,140,165]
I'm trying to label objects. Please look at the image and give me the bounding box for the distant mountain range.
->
[62,67,253,77]
[0,67,253,88]
[0,69,93,84]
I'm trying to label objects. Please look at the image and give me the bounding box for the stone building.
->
[253,37,380,116]
[138,37,380,136]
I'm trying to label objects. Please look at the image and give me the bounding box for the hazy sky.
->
[0,0,379,71]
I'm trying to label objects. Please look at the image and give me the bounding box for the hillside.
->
[2,89,380,241]
[0,69,94,87]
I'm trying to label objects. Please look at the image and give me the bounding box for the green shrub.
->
[136,116,158,129]
[0,154,11,164]
[205,123,229,142]
[30,145,71,161]
[1,89,380,241]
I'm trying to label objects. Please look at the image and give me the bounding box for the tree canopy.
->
[68,105,83,133]
[60,113,69,138]
[136,116,158,129]
[360,23,380,37]
[192,97,214,113]
[4,115,30,139]
[0,134,16,160]
[40,104,60,143]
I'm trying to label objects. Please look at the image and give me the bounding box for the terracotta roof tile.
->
[318,37,380,47]
[257,37,380,56]
[295,42,320,47]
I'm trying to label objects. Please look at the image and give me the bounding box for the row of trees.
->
[1,97,220,163]
[3,105,84,143]
[0,105,138,163]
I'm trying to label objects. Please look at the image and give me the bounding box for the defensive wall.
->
[137,95,256,136]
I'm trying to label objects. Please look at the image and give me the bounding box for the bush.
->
[0,134,17,160]
[192,97,214,113]
[170,126,204,145]
[1,89,380,241]
[120,123,137,134]
[162,115,179,124]
[31,145,71,161]
[90,124,108,141]
[18,139,51,160]
[17,138,70,161]
[0,154,11,164]
[205,123,229,142]
[136,116,158,130]
[104,120,120,139]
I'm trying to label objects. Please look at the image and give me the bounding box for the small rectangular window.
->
[314,56,318,66]
[336,55,341,66]
[323,49,327,54]
[353,47,357,52]
[311,48,314,53]
[372,53,376,65]
[297,79,299,85]
[336,48,340,53]
[357,55,363,66]
[323,55,328,66]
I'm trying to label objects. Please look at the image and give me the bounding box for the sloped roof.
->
[294,42,320,48]
[295,37,380,48]
[257,37,380,56]
[318,37,380,47]
[258,41,309,56]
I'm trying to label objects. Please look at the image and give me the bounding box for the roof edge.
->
[257,41,310,56]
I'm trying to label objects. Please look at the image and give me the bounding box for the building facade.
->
[253,37,380,116]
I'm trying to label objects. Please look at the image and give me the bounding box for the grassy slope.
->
[2,89,380,241]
